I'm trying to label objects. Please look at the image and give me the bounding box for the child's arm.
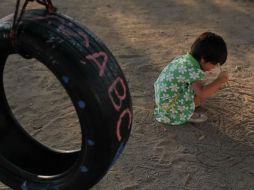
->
[192,71,229,105]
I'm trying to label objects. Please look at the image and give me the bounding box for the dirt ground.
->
[0,0,254,189]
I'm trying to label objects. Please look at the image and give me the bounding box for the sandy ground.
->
[0,0,254,189]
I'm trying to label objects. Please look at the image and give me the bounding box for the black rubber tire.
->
[0,9,132,190]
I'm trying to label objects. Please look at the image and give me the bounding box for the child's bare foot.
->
[188,112,208,123]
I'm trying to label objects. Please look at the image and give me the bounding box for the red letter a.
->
[86,52,108,77]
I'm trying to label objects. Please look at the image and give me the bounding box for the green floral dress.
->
[154,53,205,125]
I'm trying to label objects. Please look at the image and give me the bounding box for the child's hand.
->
[217,71,229,83]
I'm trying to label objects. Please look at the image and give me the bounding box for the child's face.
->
[202,62,217,71]
[200,58,217,72]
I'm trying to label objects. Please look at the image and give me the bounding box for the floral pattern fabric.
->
[154,53,205,125]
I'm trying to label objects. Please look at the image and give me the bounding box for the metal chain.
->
[11,0,57,46]
[36,0,57,13]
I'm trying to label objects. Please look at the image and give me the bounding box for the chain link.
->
[11,0,57,46]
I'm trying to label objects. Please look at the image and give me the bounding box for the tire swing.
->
[0,1,132,189]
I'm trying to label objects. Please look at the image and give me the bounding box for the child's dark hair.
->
[190,32,227,65]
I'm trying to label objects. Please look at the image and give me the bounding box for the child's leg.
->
[194,95,201,107]
[187,96,208,123]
